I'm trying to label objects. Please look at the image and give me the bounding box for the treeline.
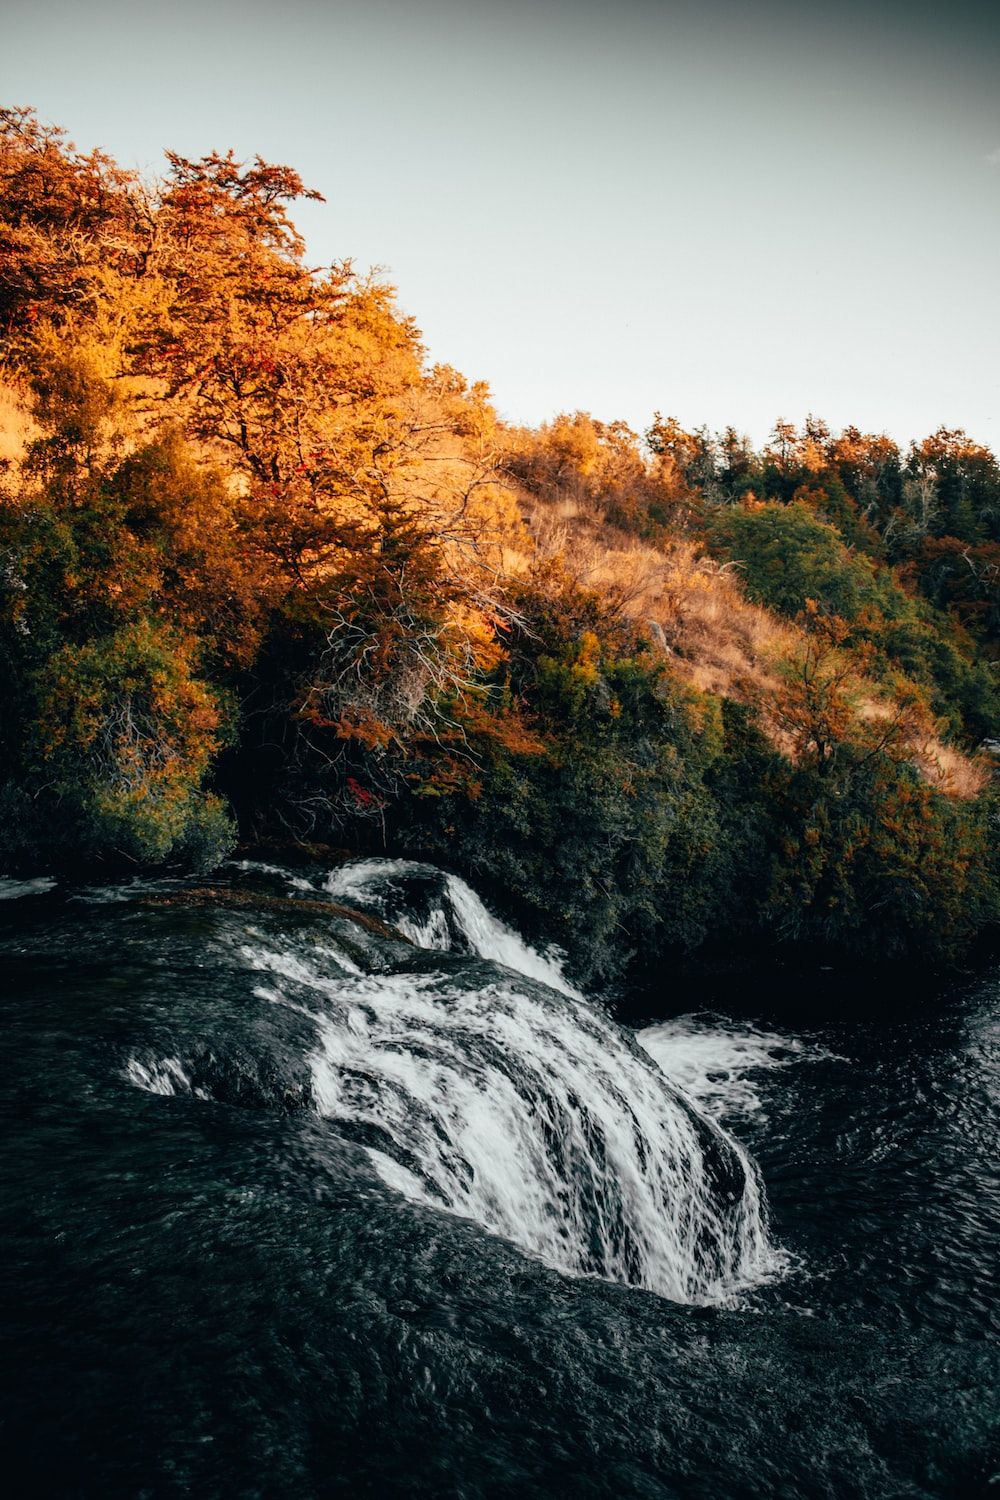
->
[0,109,997,982]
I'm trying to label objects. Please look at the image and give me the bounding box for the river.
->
[0,859,997,1496]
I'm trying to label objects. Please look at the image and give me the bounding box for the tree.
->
[708,499,894,619]
[29,620,232,867]
[906,428,1000,544]
[0,107,149,353]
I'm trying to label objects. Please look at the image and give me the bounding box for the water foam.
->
[639,1014,836,1121]
[0,876,56,901]
[228,859,317,893]
[126,1055,206,1097]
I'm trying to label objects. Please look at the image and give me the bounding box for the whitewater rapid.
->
[128,858,788,1304]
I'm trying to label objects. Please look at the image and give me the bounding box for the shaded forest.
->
[1,109,998,983]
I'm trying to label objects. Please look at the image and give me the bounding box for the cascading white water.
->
[285,861,781,1301]
[316,978,776,1302]
[324,858,581,997]
[129,858,784,1305]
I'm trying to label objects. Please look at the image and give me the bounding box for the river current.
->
[0,859,997,1496]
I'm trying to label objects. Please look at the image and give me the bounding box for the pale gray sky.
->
[3,0,998,447]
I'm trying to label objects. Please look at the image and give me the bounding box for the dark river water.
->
[0,860,997,1498]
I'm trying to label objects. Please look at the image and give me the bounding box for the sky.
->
[2,0,998,448]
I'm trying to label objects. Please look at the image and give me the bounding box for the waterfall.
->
[129,859,783,1305]
[306,969,775,1302]
[324,858,581,997]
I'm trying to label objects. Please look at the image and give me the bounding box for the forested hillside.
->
[1,109,997,981]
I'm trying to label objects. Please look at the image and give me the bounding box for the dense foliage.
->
[1,109,997,981]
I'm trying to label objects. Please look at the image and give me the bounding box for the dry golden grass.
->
[911,739,990,798]
[515,488,986,798]
[518,493,800,701]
